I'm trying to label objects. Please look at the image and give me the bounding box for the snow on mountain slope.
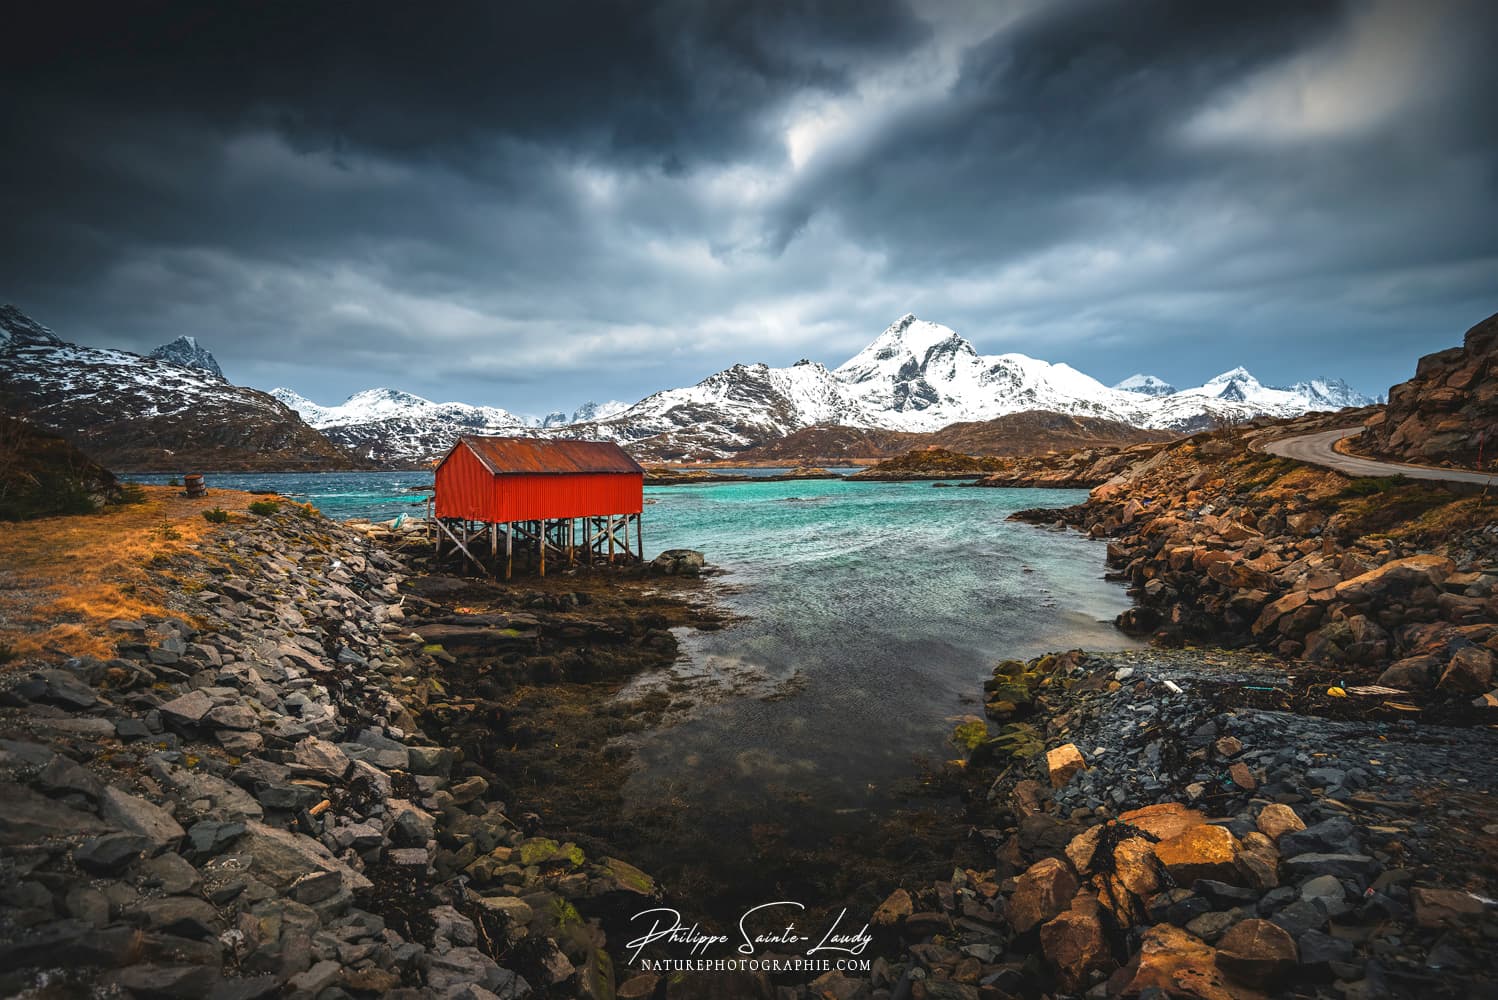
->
[270,387,531,466]
[555,359,870,460]
[1114,374,1177,396]
[569,315,1376,454]
[0,304,65,350]
[267,313,1376,464]
[0,306,359,470]
[1164,368,1376,423]
[832,314,1151,432]
[149,336,224,379]
[1289,377,1379,409]
[571,400,630,423]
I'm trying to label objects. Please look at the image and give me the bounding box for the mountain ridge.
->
[0,305,366,472]
[4,303,1379,468]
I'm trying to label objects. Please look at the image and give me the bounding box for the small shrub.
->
[1337,475,1408,498]
[202,507,230,524]
[248,500,281,516]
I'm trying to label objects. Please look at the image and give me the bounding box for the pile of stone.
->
[817,649,1497,999]
[0,507,657,999]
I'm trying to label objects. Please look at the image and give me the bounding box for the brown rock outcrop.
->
[1358,310,1498,466]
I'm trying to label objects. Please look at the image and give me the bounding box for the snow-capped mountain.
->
[555,359,869,460]
[149,336,224,379]
[1114,374,1177,397]
[0,305,361,471]
[53,308,1359,467]
[270,387,532,466]
[570,400,630,423]
[0,303,64,350]
[281,313,1375,463]
[559,315,1375,459]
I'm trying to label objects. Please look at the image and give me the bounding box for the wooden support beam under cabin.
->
[636,513,643,562]
[539,518,546,577]
[434,517,491,577]
[506,522,513,580]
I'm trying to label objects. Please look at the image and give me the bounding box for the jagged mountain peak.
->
[344,387,431,407]
[0,304,65,350]
[149,335,224,379]
[1113,374,1177,397]
[0,310,361,471]
[1204,366,1259,385]
[838,315,978,380]
[571,400,630,423]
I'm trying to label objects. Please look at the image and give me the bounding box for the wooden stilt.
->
[506,523,513,580]
[539,518,546,577]
[434,517,490,577]
[608,514,615,563]
[636,513,643,563]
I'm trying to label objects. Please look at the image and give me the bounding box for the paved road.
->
[1262,427,1496,486]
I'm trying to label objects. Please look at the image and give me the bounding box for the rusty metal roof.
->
[447,435,645,476]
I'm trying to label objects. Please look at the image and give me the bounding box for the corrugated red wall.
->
[435,442,643,522]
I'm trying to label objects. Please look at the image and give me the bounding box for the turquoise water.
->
[129,469,1134,796]
[128,470,440,521]
[126,469,865,521]
[618,478,1136,861]
[130,469,1136,905]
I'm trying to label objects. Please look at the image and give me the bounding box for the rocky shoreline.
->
[847,444,1168,486]
[4,399,1497,999]
[0,504,717,999]
[807,646,1498,1000]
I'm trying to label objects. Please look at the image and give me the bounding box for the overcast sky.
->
[3,0,1495,415]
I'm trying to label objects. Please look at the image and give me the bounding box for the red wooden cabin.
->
[432,436,645,577]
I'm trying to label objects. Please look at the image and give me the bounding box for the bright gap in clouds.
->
[1184,0,1468,144]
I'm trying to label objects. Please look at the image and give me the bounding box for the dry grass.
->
[0,484,283,662]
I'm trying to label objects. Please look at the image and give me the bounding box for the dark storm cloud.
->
[1,0,1494,412]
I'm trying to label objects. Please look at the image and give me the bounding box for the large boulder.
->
[1039,893,1115,991]
[1332,555,1454,605]
[1120,802,1208,841]
[650,549,705,577]
[1045,743,1087,788]
[1111,924,1243,1000]
[1153,825,1241,885]
[1438,647,1495,694]
[1008,857,1078,933]
[1214,918,1297,986]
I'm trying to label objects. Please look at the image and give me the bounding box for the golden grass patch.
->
[0,484,282,662]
